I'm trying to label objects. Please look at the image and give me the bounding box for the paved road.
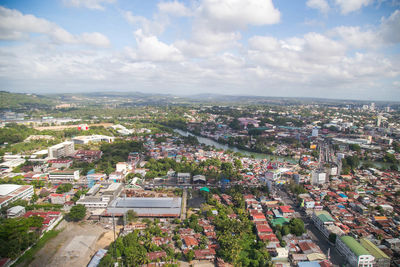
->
[181,188,187,220]
[273,186,345,267]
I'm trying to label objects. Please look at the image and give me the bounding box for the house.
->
[193,175,206,184]
[24,211,62,231]
[182,236,198,249]
[109,172,124,183]
[279,206,295,217]
[194,249,216,260]
[147,251,167,262]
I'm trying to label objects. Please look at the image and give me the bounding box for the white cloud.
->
[379,9,400,43]
[131,29,183,62]
[80,32,111,47]
[63,0,116,10]
[335,0,374,14]
[123,10,166,35]
[158,1,192,17]
[306,0,330,14]
[198,0,280,32]
[0,6,110,47]
[329,26,379,48]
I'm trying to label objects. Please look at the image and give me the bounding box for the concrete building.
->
[312,127,319,137]
[72,135,114,145]
[48,141,75,159]
[336,236,374,267]
[7,205,26,218]
[48,169,80,182]
[312,210,335,238]
[312,171,327,185]
[77,183,123,209]
[360,238,390,267]
[0,184,34,208]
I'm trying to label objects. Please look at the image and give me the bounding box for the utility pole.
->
[112,214,116,263]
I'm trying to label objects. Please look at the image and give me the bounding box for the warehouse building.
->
[105,197,182,218]
[359,238,390,267]
[336,236,374,267]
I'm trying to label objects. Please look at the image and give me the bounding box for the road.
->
[273,186,345,267]
[181,188,187,220]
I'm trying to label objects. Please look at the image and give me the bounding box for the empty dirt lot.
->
[26,220,115,267]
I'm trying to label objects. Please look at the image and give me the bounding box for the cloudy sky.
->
[0,0,399,100]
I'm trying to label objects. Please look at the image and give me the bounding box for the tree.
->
[31,194,38,204]
[289,218,306,236]
[126,210,138,223]
[185,249,194,261]
[67,204,86,221]
[56,183,73,194]
[328,233,337,244]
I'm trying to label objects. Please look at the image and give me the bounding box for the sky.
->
[0,0,399,101]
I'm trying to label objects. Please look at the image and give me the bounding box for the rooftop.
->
[360,238,390,259]
[339,236,371,257]
[0,184,21,196]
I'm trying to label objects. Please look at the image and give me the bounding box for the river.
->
[173,129,297,163]
[173,129,396,170]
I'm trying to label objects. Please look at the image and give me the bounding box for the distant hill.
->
[0,91,55,110]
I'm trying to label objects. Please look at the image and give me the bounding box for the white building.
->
[0,184,34,208]
[312,171,327,185]
[336,236,374,267]
[48,141,75,159]
[312,127,319,137]
[7,205,26,218]
[72,135,115,145]
[48,170,80,182]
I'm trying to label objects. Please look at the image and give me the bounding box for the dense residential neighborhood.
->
[0,94,399,267]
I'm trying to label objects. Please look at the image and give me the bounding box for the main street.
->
[273,185,346,267]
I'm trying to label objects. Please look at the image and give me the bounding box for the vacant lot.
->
[26,220,115,267]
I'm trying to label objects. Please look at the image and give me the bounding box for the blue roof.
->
[339,193,348,198]
[298,262,321,267]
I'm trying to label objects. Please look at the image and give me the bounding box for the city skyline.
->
[0,0,399,100]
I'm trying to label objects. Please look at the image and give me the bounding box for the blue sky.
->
[0,0,399,100]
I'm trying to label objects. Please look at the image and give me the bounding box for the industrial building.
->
[336,236,374,267]
[359,238,390,267]
[105,197,182,218]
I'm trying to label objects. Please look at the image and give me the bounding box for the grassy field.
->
[12,229,63,267]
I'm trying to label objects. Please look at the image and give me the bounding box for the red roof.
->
[147,251,166,261]
[183,236,198,247]
[256,224,273,233]
[279,206,294,213]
